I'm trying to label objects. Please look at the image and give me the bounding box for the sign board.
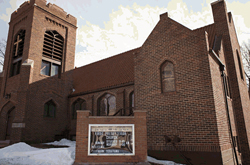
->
[88,124,135,155]
[12,123,25,128]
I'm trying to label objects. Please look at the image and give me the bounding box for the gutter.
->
[68,82,134,98]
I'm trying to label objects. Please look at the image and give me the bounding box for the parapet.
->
[160,12,168,20]
[10,0,77,26]
[211,0,224,6]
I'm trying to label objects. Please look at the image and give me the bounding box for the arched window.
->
[41,30,64,77]
[237,50,244,80]
[98,93,116,116]
[44,100,56,118]
[10,30,25,77]
[129,91,134,115]
[6,108,15,140]
[72,98,86,119]
[161,61,175,92]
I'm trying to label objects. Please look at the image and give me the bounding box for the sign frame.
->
[88,124,135,156]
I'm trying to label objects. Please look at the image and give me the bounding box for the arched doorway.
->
[0,101,15,140]
[5,108,15,140]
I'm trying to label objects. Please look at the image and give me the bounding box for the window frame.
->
[160,61,176,93]
[236,50,244,80]
[225,75,232,98]
[10,30,26,77]
[129,91,134,115]
[40,30,64,77]
[97,93,116,116]
[129,91,134,108]
[41,60,60,77]
[44,100,56,118]
[72,98,86,119]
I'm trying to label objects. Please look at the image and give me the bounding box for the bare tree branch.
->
[241,41,250,87]
[0,39,6,67]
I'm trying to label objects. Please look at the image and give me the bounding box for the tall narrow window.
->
[225,75,231,98]
[44,100,56,118]
[40,30,64,76]
[129,91,134,115]
[72,98,86,119]
[98,94,116,116]
[161,61,175,92]
[237,50,244,80]
[10,30,25,77]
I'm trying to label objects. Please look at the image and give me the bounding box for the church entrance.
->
[5,108,15,140]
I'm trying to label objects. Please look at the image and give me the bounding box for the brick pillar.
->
[211,1,250,164]
[10,59,33,144]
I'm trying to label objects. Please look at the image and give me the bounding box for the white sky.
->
[0,0,250,67]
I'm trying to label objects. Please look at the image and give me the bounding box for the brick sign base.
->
[74,110,149,165]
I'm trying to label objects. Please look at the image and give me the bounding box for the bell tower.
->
[0,0,77,142]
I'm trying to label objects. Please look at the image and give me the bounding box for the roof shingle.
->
[71,47,140,96]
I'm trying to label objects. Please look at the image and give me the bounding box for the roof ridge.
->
[193,23,215,31]
[75,47,140,69]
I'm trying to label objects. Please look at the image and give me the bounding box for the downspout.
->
[210,49,239,165]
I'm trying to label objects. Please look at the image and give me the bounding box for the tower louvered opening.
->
[43,30,64,61]
[41,30,64,77]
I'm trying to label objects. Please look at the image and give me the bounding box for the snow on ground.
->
[44,138,76,147]
[0,139,75,165]
[0,139,183,165]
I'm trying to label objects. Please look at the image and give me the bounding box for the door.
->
[5,109,15,140]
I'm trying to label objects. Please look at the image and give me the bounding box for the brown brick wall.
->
[19,70,74,143]
[208,53,238,164]
[74,110,147,164]
[134,14,220,152]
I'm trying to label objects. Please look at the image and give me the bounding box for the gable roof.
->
[71,47,140,96]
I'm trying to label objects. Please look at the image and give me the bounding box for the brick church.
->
[0,0,250,164]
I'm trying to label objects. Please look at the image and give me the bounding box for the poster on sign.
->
[88,124,135,155]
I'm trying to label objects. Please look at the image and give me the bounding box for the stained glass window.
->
[161,61,175,92]
[98,94,116,116]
